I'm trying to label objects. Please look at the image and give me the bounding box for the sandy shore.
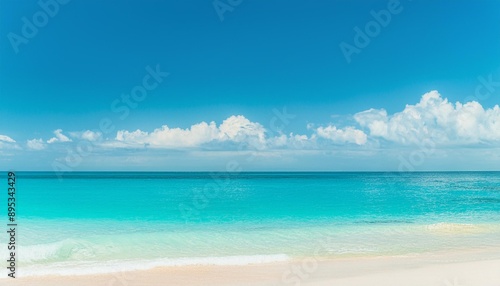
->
[4,250,500,286]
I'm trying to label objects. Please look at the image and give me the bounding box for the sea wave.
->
[13,254,290,277]
[20,239,105,263]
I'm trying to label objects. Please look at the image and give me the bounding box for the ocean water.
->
[4,172,500,277]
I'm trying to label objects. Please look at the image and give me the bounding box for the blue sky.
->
[1,0,500,171]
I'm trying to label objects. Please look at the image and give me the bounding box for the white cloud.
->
[70,130,102,142]
[47,129,72,144]
[23,91,499,155]
[218,115,266,142]
[354,90,500,145]
[116,122,218,148]
[0,135,15,143]
[316,125,368,145]
[267,133,315,149]
[81,130,102,141]
[0,135,19,150]
[27,138,46,150]
[114,115,266,149]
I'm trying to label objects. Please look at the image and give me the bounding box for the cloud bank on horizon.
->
[2,91,499,154]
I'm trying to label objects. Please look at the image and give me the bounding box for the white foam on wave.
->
[21,242,62,263]
[13,254,290,277]
[19,239,104,263]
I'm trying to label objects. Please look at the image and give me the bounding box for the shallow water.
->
[5,172,500,276]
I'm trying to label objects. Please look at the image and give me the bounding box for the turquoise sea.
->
[5,172,500,277]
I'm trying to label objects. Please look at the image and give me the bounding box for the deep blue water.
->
[16,172,500,222]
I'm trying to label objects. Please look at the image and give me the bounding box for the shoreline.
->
[6,249,500,286]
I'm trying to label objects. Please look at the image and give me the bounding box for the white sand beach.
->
[6,249,500,286]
